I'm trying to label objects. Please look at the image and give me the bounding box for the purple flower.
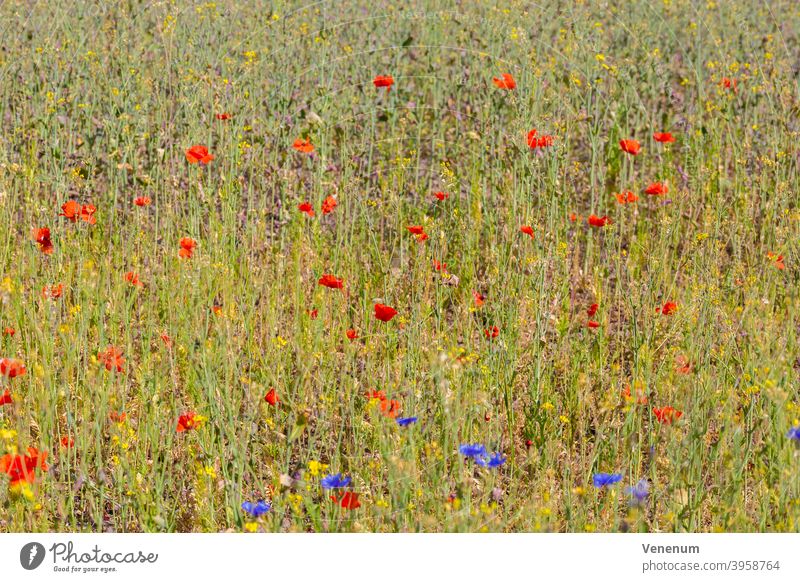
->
[787,426,800,442]
[625,479,650,505]
[396,417,418,427]
[241,500,271,517]
[458,443,487,458]
[321,473,352,489]
[475,452,506,468]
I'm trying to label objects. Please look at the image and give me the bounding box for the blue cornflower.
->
[787,426,800,442]
[458,443,487,458]
[592,472,623,488]
[625,479,650,504]
[475,452,506,468]
[241,500,271,517]
[396,417,418,427]
[320,473,352,489]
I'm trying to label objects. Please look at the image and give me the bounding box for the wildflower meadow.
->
[1,0,799,533]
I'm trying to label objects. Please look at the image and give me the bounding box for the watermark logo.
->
[20,542,46,570]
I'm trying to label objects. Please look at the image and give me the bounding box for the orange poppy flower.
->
[380,398,401,419]
[346,329,358,341]
[473,290,486,307]
[373,75,394,91]
[134,196,152,207]
[318,274,344,289]
[0,389,11,405]
[2,327,13,337]
[587,215,611,228]
[32,227,54,254]
[434,191,449,201]
[123,271,144,287]
[622,385,648,405]
[186,145,214,164]
[292,138,314,153]
[619,139,641,155]
[675,355,692,375]
[331,491,361,509]
[527,130,555,149]
[109,411,127,423]
[176,412,200,433]
[374,303,397,322]
[160,333,173,349]
[520,225,534,238]
[653,132,675,143]
[0,447,48,487]
[321,195,337,215]
[79,204,97,224]
[0,358,26,378]
[644,182,668,195]
[767,252,785,270]
[42,283,63,300]
[60,436,74,449]
[98,346,125,373]
[265,388,279,406]
[721,77,737,92]
[653,406,683,425]
[614,191,638,204]
[179,237,197,259]
[569,213,579,223]
[59,200,82,222]
[492,73,516,90]
[659,301,678,315]
[298,202,315,217]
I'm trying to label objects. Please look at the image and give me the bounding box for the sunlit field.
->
[0,0,799,533]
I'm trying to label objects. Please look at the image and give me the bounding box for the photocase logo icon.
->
[20,542,46,570]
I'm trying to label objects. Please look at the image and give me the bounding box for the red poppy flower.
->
[586,320,600,329]
[331,491,361,509]
[473,290,486,307]
[212,305,223,316]
[265,388,279,406]
[527,130,555,149]
[587,303,599,317]
[134,196,152,207]
[406,225,425,235]
[434,191,449,201]
[569,213,579,223]
[0,447,48,487]
[653,406,683,425]
[79,204,97,224]
[619,139,641,155]
[186,145,214,164]
[321,195,337,215]
[215,112,232,120]
[32,227,54,254]
[644,182,668,195]
[308,308,318,319]
[0,358,26,378]
[380,398,401,419]
[109,411,127,423]
[484,326,499,339]
[59,200,82,222]
[42,283,63,300]
[653,132,675,143]
[366,389,386,401]
[298,202,315,217]
[675,355,692,375]
[60,436,74,449]
[319,274,344,289]
[176,412,200,433]
[432,259,447,272]
[0,389,11,406]
[179,237,197,259]
[614,191,638,204]
[98,346,125,373]
[3,327,14,337]
[374,303,397,322]
[659,301,678,315]
[292,138,314,153]
[373,75,394,91]
[123,271,143,287]
[346,329,358,341]
[767,252,785,270]
[721,77,737,92]
[160,333,173,349]
[492,73,516,90]
[587,215,611,228]
[520,225,534,238]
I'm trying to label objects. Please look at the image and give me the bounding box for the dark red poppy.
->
[0,389,11,406]
[215,113,232,120]
[374,303,397,322]
[587,303,599,317]
[484,326,499,339]
[32,227,54,254]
